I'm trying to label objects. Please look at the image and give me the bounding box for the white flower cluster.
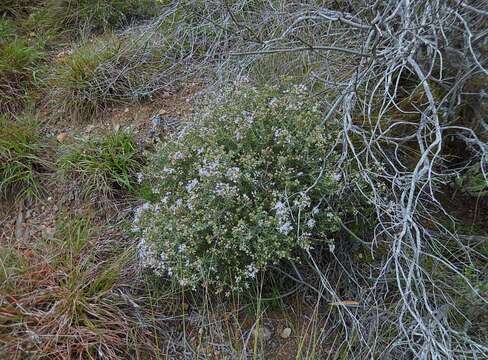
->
[226,167,240,182]
[294,192,311,210]
[214,182,238,197]
[274,128,292,144]
[185,178,199,192]
[274,200,293,235]
[198,159,220,177]
[244,264,259,279]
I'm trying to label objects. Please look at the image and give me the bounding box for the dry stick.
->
[230,45,371,58]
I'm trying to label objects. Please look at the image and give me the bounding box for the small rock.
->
[56,132,68,143]
[280,327,292,339]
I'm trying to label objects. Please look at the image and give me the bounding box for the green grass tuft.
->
[0,115,49,201]
[58,129,141,198]
[0,36,44,113]
[49,32,171,121]
[30,0,161,38]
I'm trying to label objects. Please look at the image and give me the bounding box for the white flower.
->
[243,111,255,124]
[235,129,243,141]
[214,182,238,197]
[215,183,226,196]
[274,128,291,144]
[163,167,175,175]
[307,218,316,229]
[244,264,259,279]
[186,179,199,193]
[170,151,185,162]
[274,200,286,212]
[269,97,278,108]
[170,198,183,214]
[278,222,293,235]
[293,84,307,94]
[138,238,160,270]
[133,202,151,225]
[286,102,300,111]
[198,167,210,177]
[136,172,144,184]
[329,243,335,253]
[294,192,310,209]
[226,167,240,181]
[199,160,219,177]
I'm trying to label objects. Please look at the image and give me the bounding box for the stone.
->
[56,132,68,143]
[280,327,292,339]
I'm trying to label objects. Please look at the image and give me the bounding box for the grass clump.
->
[0,18,16,41]
[58,129,141,198]
[49,32,171,121]
[0,116,49,200]
[0,32,44,113]
[0,213,159,359]
[30,0,160,38]
[134,84,372,292]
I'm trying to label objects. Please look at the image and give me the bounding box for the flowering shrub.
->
[134,84,366,291]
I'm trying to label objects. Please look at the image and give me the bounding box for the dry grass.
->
[0,212,163,359]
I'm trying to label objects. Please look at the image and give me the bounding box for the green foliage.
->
[0,116,48,200]
[134,84,370,291]
[453,162,488,197]
[58,129,141,198]
[30,0,160,37]
[0,35,44,113]
[49,32,170,121]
